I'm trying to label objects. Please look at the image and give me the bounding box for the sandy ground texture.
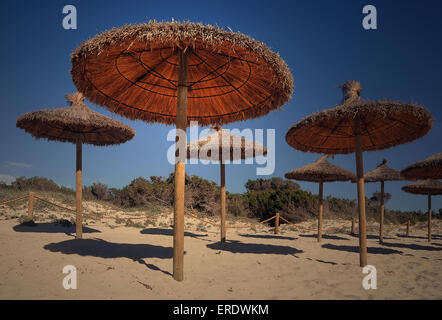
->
[0,198,441,299]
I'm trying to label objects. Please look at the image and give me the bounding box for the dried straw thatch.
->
[402,179,442,195]
[187,126,267,161]
[284,155,355,182]
[16,93,135,146]
[362,159,403,183]
[71,20,294,126]
[401,152,442,180]
[285,81,433,154]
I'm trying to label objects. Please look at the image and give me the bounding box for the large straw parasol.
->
[362,159,403,243]
[285,80,433,266]
[70,20,294,281]
[187,126,267,242]
[285,155,356,242]
[402,179,442,242]
[401,152,442,180]
[16,93,135,238]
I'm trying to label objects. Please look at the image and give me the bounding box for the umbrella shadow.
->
[44,238,174,276]
[207,240,303,255]
[381,242,442,252]
[140,228,208,240]
[396,234,442,240]
[299,234,350,241]
[239,234,297,240]
[12,223,101,234]
[349,234,395,240]
[321,243,403,255]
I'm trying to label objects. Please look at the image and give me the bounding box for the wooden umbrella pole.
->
[76,139,83,239]
[220,162,226,242]
[28,192,35,221]
[354,118,368,267]
[379,180,385,243]
[428,193,432,242]
[318,181,324,242]
[173,48,188,281]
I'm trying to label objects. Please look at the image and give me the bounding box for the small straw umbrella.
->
[285,80,433,266]
[284,155,356,242]
[401,152,442,180]
[362,159,403,243]
[16,93,135,238]
[402,179,442,242]
[70,20,294,281]
[187,125,267,242]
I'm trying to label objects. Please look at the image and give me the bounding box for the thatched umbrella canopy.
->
[401,152,442,180]
[285,155,355,242]
[359,159,403,243]
[70,20,294,281]
[187,126,267,242]
[16,93,135,238]
[285,80,433,267]
[402,179,442,242]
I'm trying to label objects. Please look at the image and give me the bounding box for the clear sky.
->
[0,0,441,212]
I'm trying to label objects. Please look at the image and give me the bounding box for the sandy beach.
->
[0,199,440,300]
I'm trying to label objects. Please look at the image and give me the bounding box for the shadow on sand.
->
[140,228,208,240]
[321,243,403,255]
[381,242,442,252]
[207,240,303,255]
[12,223,101,235]
[239,234,297,241]
[396,234,442,240]
[299,234,350,241]
[44,238,174,276]
[349,234,395,240]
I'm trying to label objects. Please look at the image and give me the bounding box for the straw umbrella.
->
[70,20,294,281]
[16,93,135,238]
[285,81,433,266]
[402,179,442,242]
[360,159,404,243]
[401,152,442,180]
[187,126,267,242]
[284,155,356,242]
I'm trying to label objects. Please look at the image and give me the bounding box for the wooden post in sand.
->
[406,220,410,237]
[379,180,385,243]
[173,48,188,282]
[219,128,227,243]
[274,212,280,234]
[76,140,83,239]
[318,182,323,242]
[354,117,368,267]
[220,162,227,242]
[427,193,432,242]
[351,217,356,235]
[27,192,35,221]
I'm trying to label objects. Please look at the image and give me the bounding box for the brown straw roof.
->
[401,152,442,180]
[402,179,442,195]
[187,126,267,161]
[284,154,356,182]
[363,159,403,183]
[285,81,433,154]
[16,93,135,146]
[71,20,294,126]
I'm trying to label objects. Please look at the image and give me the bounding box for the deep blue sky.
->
[0,0,440,212]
